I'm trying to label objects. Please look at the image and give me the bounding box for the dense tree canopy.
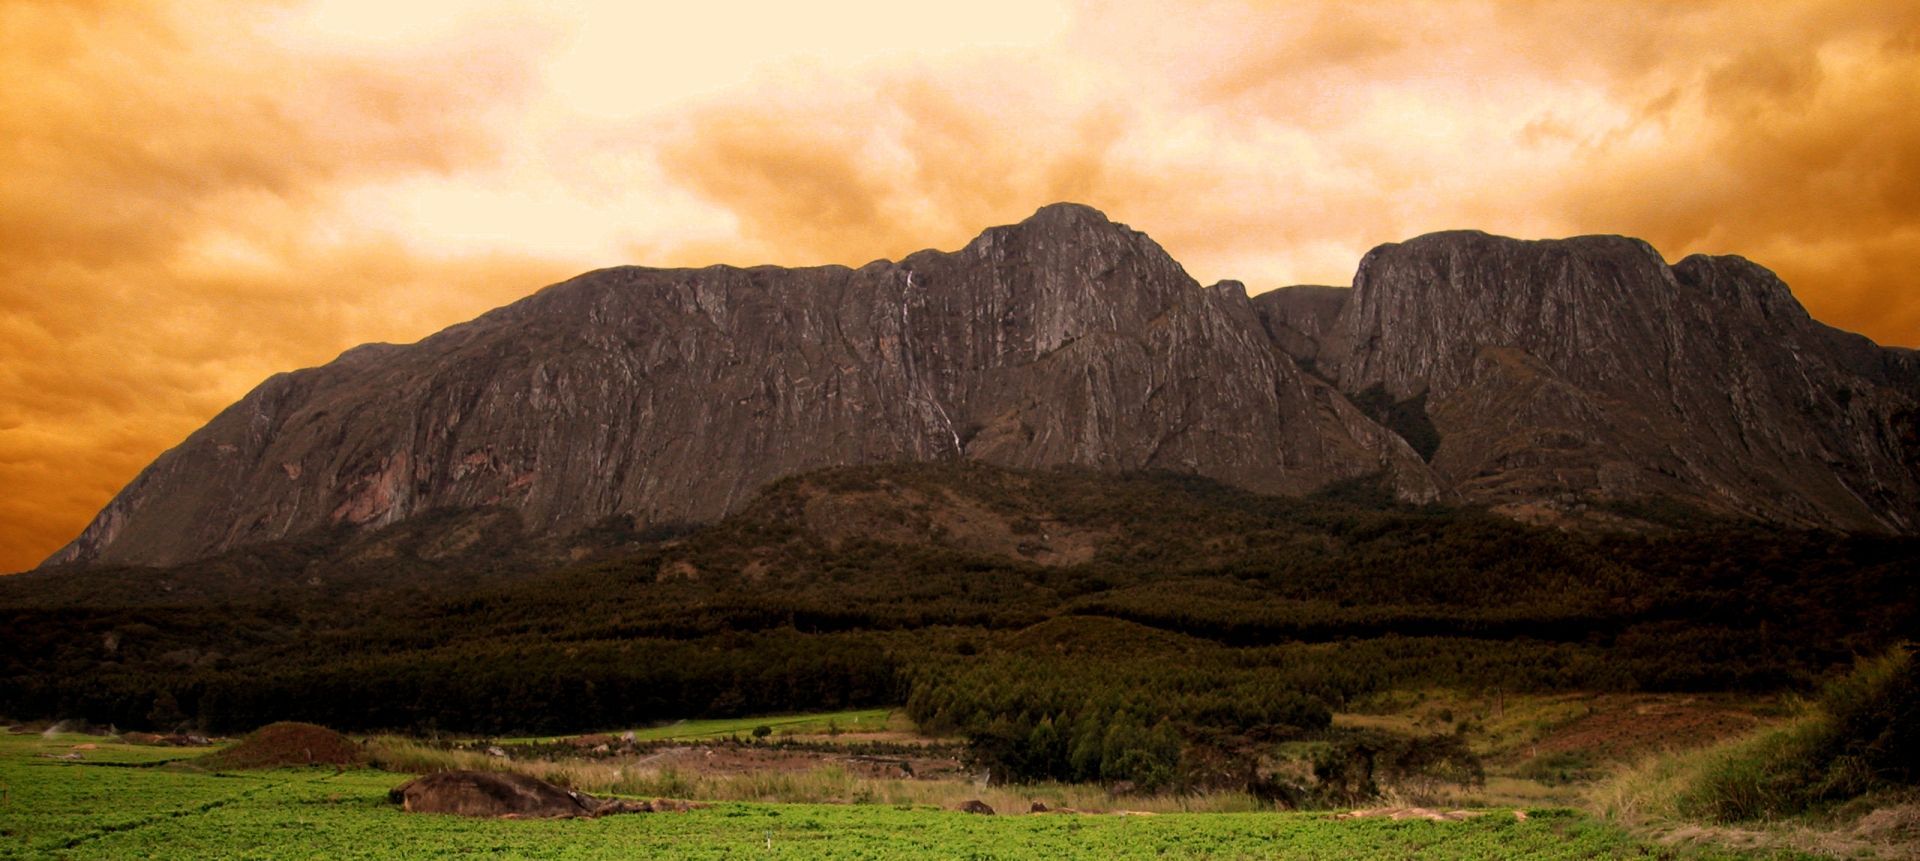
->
[3,464,1913,785]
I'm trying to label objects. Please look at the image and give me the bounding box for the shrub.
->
[1815,646,1916,786]
[1678,647,1916,822]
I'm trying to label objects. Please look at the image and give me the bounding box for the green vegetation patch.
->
[0,742,1808,860]
[1350,384,1442,462]
[1676,648,1918,823]
[3,464,1914,808]
[499,709,894,745]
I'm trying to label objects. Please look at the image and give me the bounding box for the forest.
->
[2,463,1914,788]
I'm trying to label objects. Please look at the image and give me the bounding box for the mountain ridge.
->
[40,203,1920,569]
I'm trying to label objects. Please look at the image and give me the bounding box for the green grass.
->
[1606,649,1918,827]
[0,733,1813,860]
[2,733,206,766]
[495,709,896,745]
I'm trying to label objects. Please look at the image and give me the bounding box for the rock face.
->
[1261,231,1920,531]
[45,204,1428,568]
[40,207,1920,569]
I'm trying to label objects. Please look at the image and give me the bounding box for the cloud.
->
[3,0,1915,571]
[1509,0,1920,339]
[963,1,1920,348]
[650,60,1155,268]
[0,1,573,570]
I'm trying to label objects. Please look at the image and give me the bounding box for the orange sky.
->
[3,0,1917,572]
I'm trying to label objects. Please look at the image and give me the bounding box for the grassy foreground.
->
[0,734,1810,860]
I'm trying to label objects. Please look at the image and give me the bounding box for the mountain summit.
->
[44,205,1920,568]
[1262,230,1920,531]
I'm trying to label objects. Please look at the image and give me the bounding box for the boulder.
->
[388,770,695,819]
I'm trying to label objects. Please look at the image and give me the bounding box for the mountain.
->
[1258,231,1920,532]
[43,204,1428,568]
[41,205,1920,569]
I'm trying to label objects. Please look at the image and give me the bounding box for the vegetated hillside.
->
[44,205,1920,571]
[3,464,1915,790]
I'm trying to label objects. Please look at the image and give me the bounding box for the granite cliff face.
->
[44,207,1919,569]
[1260,231,1920,531]
[45,204,1429,568]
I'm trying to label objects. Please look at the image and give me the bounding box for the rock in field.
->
[389,770,696,819]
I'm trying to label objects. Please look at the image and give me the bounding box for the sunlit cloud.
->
[2,0,1915,571]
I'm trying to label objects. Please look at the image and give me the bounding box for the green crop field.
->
[0,734,1807,860]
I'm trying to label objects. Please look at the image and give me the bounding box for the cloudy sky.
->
[3,0,1917,571]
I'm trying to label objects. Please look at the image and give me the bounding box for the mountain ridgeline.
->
[42,204,1920,569]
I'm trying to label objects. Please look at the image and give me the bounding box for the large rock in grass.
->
[388,770,675,819]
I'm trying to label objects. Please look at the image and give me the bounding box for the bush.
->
[1678,647,1916,822]
[1816,646,1917,786]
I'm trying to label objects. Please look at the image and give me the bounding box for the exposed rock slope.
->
[1260,231,1920,530]
[47,204,1427,568]
[45,208,1919,569]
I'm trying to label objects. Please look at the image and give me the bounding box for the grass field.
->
[496,709,898,745]
[0,732,1814,860]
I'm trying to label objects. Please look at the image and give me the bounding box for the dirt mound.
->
[197,722,362,769]
[389,771,698,819]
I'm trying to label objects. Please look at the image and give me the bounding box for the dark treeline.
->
[3,628,901,736]
[2,463,1914,787]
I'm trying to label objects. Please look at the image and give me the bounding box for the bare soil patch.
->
[1529,696,1759,762]
[628,744,969,781]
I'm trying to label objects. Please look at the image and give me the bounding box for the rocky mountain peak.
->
[1672,253,1811,330]
[1023,200,1123,228]
[1325,230,1684,402]
[1269,229,1919,532]
[41,204,1428,569]
[36,209,1920,570]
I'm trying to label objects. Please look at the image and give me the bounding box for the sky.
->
[2,0,1917,572]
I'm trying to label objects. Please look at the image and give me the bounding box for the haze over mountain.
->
[41,204,1920,570]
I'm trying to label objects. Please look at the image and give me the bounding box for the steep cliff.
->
[1269,231,1920,530]
[45,204,1429,568]
[44,209,1919,569]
